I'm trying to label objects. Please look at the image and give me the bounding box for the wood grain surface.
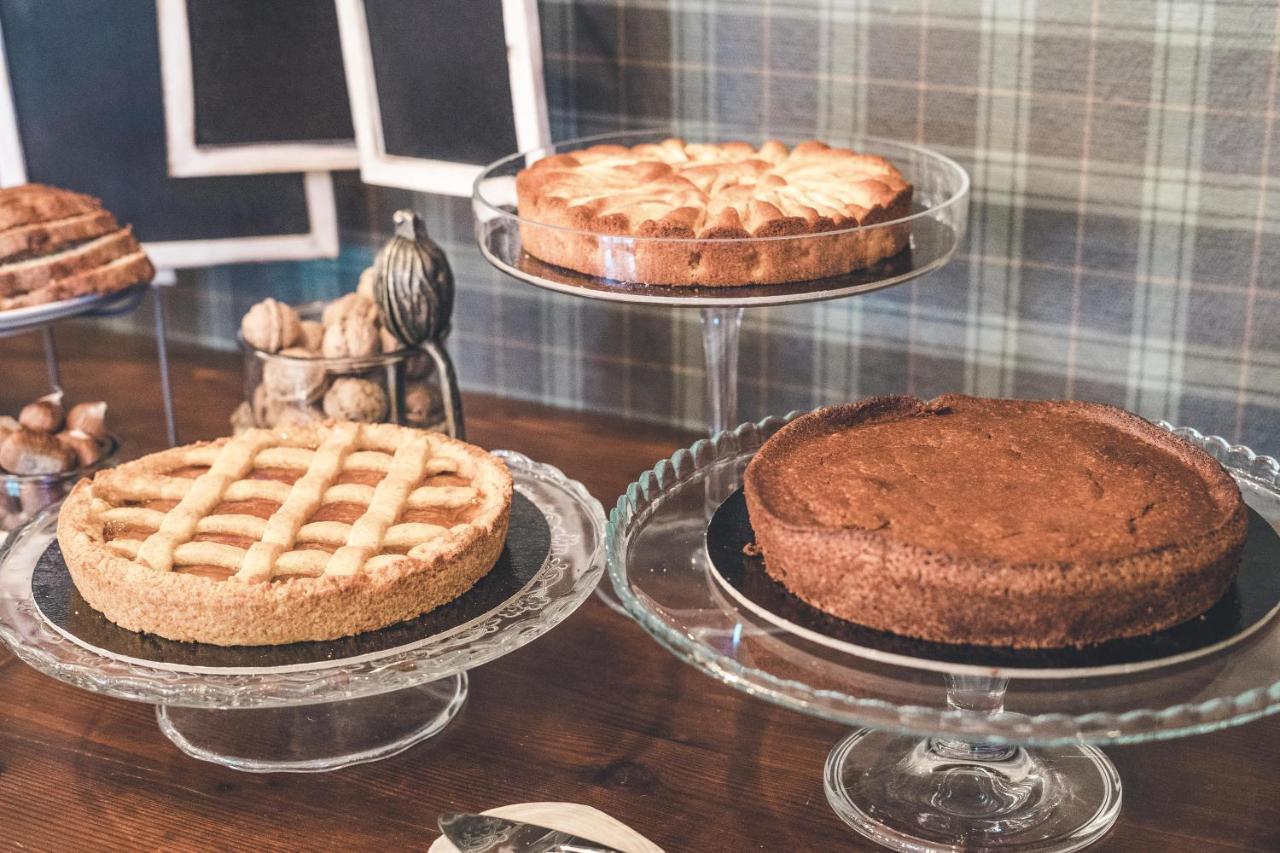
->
[0,323,1277,852]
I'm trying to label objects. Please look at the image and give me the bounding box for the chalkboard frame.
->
[156,0,359,177]
[0,10,338,270]
[334,0,549,197]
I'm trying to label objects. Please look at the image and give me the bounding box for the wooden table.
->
[1,325,1277,852]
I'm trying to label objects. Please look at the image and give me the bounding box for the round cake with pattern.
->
[57,422,512,646]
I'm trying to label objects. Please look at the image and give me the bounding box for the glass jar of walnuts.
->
[235,293,449,434]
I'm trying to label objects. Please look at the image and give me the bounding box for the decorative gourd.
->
[373,209,454,347]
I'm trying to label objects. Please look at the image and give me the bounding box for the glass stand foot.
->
[824,729,1121,852]
[156,673,468,773]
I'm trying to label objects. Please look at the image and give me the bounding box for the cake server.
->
[437,812,621,853]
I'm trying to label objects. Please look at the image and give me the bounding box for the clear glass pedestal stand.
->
[606,416,1280,851]
[474,129,972,607]
[0,451,605,773]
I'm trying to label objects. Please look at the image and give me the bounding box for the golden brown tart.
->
[743,395,1248,648]
[515,138,912,286]
[57,422,512,646]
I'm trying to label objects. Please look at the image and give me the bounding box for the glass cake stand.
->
[475,129,968,614]
[473,129,970,438]
[606,415,1280,852]
[0,451,605,773]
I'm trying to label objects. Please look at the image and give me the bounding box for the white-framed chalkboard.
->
[0,0,338,270]
[156,0,359,177]
[335,0,549,197]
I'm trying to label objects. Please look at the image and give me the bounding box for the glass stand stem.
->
[699,306,743,437]
[700,307,745,520]
[824,674,1122,852]
[930,674,1019,762]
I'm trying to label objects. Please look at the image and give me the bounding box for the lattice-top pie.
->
[515,138,913,286]
[57,422,513,646]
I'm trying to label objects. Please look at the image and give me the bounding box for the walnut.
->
[322,315,380,359]
[276,404,325,429]
[0,415,19,443]
[0,429,76,475]
[241,298,302,353]
[298,320,325,353]
[357,266,377,302]
[404,384,440,425]
[262,347,328,402]
[323,378,387,423]
[380,327,402,354]
[66,401,108,439]
[19,391,65,433]
[321,292,379,328]
[56,430,105,467]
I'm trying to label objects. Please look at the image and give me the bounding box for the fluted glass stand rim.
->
[606,411,1280,747]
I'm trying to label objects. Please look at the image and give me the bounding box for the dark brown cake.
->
[742,395,1248,648]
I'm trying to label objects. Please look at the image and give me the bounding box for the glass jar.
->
[239,301,449,434]
[1,434,120,534]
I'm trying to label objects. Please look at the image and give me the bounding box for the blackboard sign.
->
[158,0,358,176]
[0,0,337,268]
[336,0,549,196]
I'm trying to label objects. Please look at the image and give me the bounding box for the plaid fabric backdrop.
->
[111,0,1280,451]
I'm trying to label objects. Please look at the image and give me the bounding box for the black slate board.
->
[364,0,519,166]
[706,489,1280,669]
[0,0,311,243]
[187,0,354,147]
[32,492,549,670]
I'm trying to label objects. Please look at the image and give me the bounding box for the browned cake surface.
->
[743,395,1248,648]
[515,138,912,286]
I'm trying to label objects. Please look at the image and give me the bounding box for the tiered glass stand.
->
[606,415,1280,852]
[0,283,178,445]
[0,451,605,773]
[472,129,970,438]
[474,130,969,612]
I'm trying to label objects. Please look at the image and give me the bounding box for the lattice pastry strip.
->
[97,472,477,511]
[325,431,434,576]
[90,424,494,582]
[135,432,276,572]
[104,522,451,579]
[235,422,360,583]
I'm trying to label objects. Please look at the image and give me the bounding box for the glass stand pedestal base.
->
[156,673,468,773]
[825,729,1121,852]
